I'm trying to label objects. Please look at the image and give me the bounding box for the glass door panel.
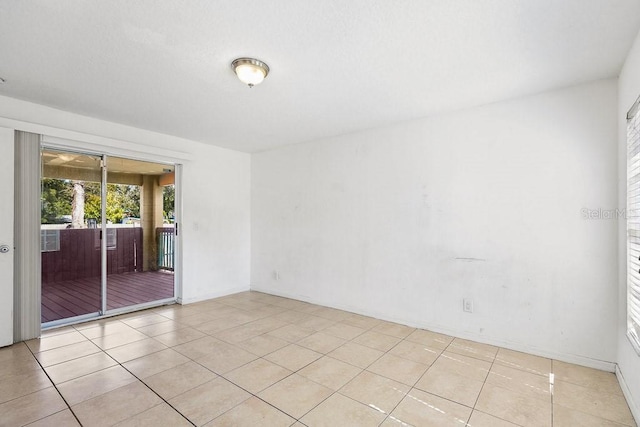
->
[105,156,175,311]
[41,149,103,324]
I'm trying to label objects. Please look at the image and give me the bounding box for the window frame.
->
[626,93,640,355]
[40,229,60,252]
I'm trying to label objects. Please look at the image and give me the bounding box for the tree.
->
[114,184,140,218]
[41,178,73,223]
[163,185,175,221]
[71,181,85,228]
[42,178,141,225]
[84,183,140,224]
[83,182,101,223]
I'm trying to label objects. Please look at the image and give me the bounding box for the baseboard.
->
[179,285,250,305]
[250,286,617,372]
[617,364,640,425]
[438,329,617,372]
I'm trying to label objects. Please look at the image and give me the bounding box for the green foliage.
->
[105,188,125,224]
[163,185,175,221]
[115,184,140,219]
[83,182,101,222]
[41,179,141,225]
[41,178,73,223]
[85,183,140,224]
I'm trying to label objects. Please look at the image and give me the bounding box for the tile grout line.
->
[211,317,354,424]
[38,321,198,426]
[221,370,301,423]
[124,322,301,425]
[467,348,547,427]
[43,310,416,424]
[110,323,281,426]
[105,351,197,426]
[24,341,84,426]
[34,293,612,427]
[205,294,635,426]
[466,342,497,427]
[386,338,412,425]
[236,300,495,423]
[122,341,239,425]
[171,341,326,424]
[250,350,335,423]
[369,332,430,426]
[398,338,481,426]
[333,324,398,425]
[16,320,335,425]
[551,359,555,427]
[260,321,382,422]
[200,315,384,424]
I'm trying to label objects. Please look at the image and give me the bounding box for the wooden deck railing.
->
[41,228,143,284]
[156,227,175,271]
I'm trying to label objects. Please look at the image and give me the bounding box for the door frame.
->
[40,139,182,329]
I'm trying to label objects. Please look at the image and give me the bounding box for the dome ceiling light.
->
[231,57,270,88]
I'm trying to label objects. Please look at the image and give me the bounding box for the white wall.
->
[0,95,251,306]
[252,79,619,369]
[617,28,640,422]
[179,143,251,302]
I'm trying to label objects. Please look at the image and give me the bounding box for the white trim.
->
[628,93,640,120]
[104,297,177,317]
[628,329,640,356]
[250,286,617,372]
[617,364,640,425]
[42,300,177,330]
[41,135,189,165]
[627,101,640,356]
[173,165,183,302]
[178,286,250,305]
[40,229,61,252]
[42,312,100,330]
[100,155,108,314]
[0,116,193,162]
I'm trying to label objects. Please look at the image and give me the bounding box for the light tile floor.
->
[0,291,636,426]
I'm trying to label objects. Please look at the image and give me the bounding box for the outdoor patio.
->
[41,270,174,323]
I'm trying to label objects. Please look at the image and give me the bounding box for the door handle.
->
[0,245,10,253]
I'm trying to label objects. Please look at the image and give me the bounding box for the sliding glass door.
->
[105,156,175,312]
[41,150,103,323]
[41,148,176,326]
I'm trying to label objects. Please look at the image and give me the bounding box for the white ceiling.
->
[0,1,639,152]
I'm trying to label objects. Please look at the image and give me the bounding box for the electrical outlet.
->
[463,298,473,313]
[273,270,279,280]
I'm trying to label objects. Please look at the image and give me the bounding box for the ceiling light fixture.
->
[231,57,269,88]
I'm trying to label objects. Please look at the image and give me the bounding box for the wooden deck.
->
[41,270,174,323]
[42,228,143,285]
